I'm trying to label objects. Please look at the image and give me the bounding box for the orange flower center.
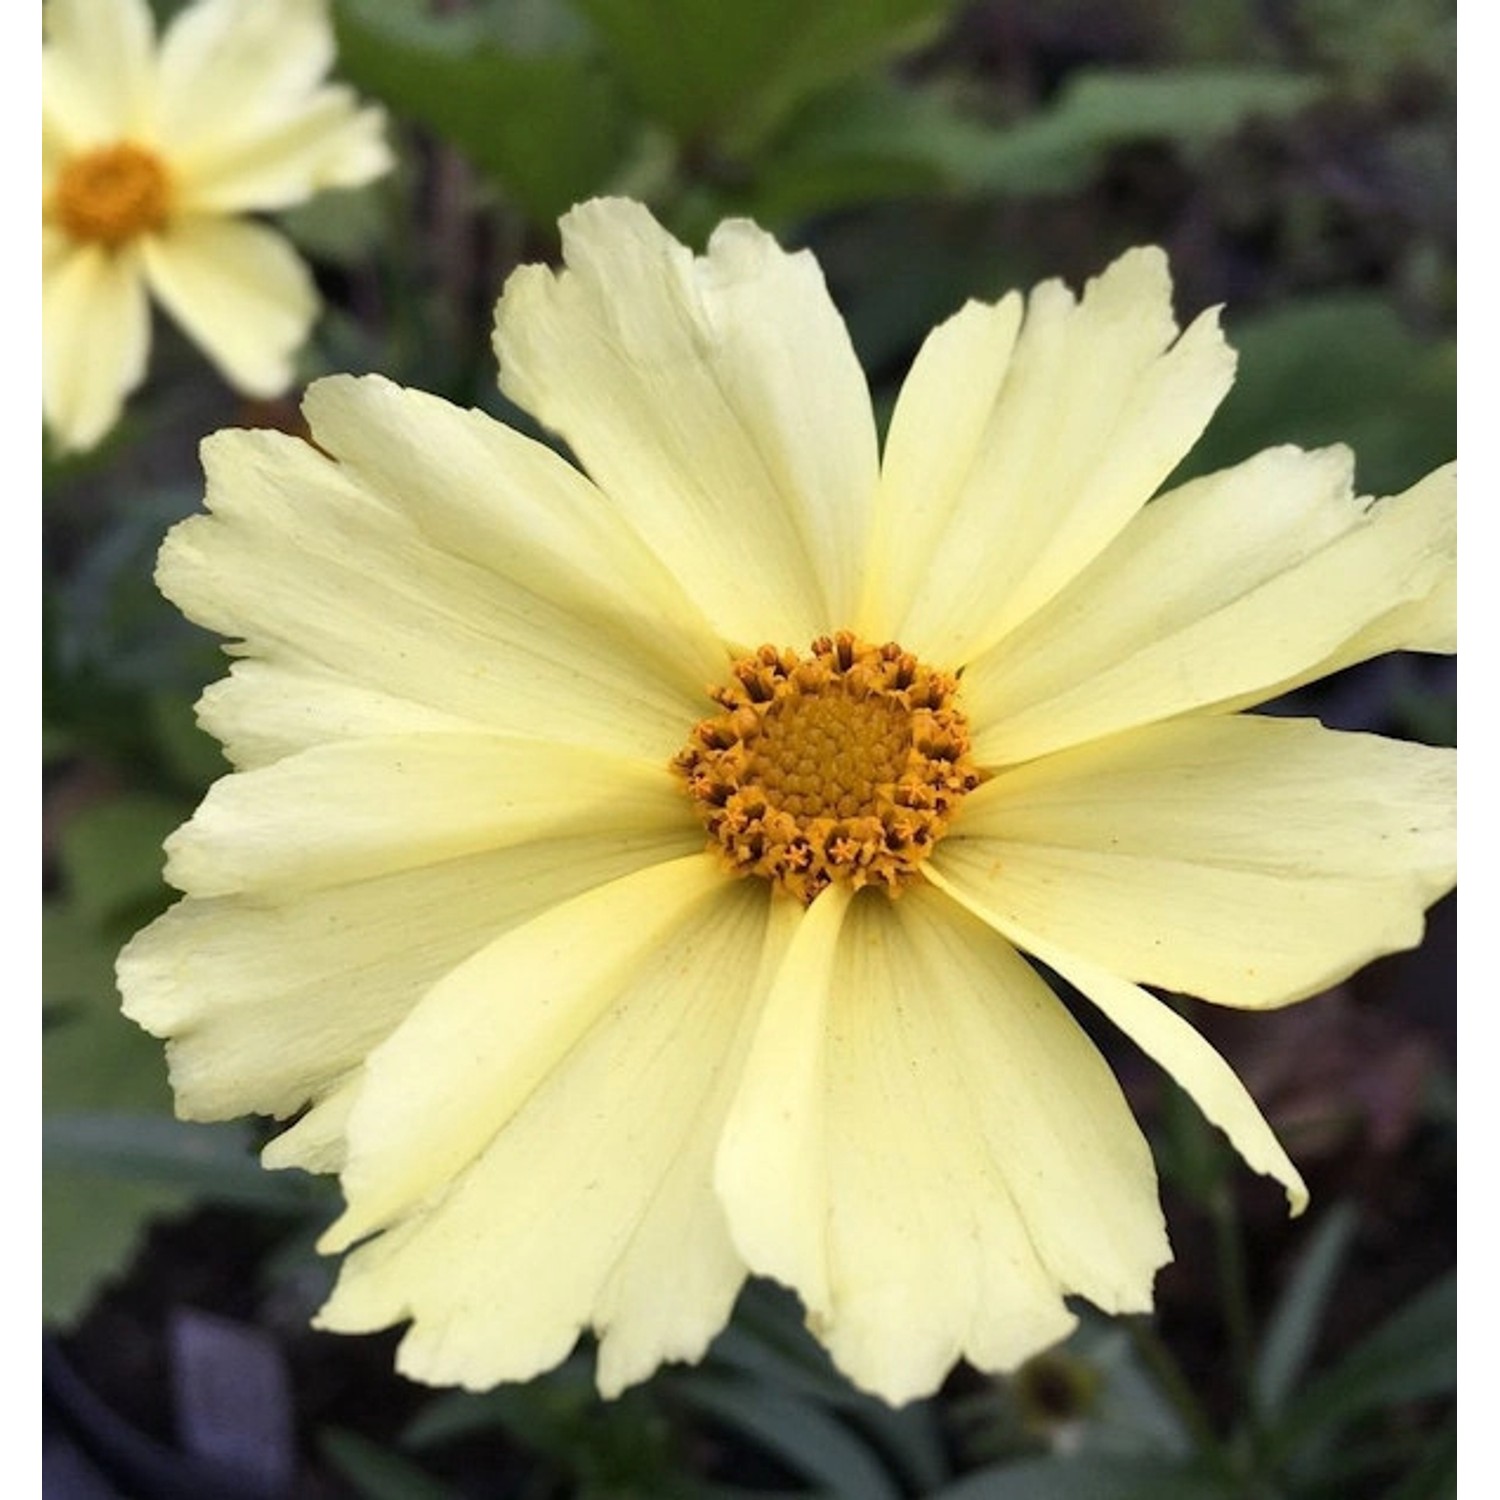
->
[53,143,171,249]
[675,632,982,904]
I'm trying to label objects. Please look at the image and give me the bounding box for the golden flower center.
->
[53,143,171,248]
[674,632,982,903]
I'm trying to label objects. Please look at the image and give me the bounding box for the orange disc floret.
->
[674,632,982,903]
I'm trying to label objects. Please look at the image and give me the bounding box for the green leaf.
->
[573,0,955,152]
[1270,1271,1455,1459]
[320,1428,465,1500]
[1181,295,1456,496]
[333,0,632,222]
[1252,1201,1360,1421]
[668,1373,903,1500]
[956,68,1321,196]
[55,792,184,931]
[927,1452,1232,1500]
[43,903,188,1324]
[44,1114,317,1211]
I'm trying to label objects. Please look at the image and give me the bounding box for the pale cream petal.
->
[318,860,776,1395]
[162,733,691,899]
[854,294,1022,636]
[195,661,485,772]
[173,93,390,213]
[260,1076,357,1174]
[160,425,713,758]
[155,0,331,141]
[931,902,1307,1214]
[721,885,1169,1404]
[884,249,1235,662]
[43,242,150,453]
[42,0,156,143]
[300,376,725,695]
[142,217,317,396]
[493,198,880,644]
[963,454,1456,764]
[714,883,852,1322]
[933,714,1456,1008]
[119,828,698,1122]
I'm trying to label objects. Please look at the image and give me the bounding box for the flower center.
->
[52,143,171,248]
[674,632,981,904]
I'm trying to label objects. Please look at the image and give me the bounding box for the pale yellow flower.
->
[42,0,391,452]
[118,199,1456,1405]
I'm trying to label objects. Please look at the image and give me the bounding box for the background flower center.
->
[675,632,981,903]
[53,143,171,248]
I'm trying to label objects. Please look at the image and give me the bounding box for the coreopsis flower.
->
[42,0,391,452]
[118,199,1456,1404]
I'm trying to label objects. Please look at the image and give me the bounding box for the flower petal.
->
[300,375,724,696]
[142,216,316,395]
[155,0,332,143]
[933,714,1456,1008]
[493,198,880,644]
[118,828,699,1122]
[162,733,690,899]
[159,422,714,759]
[937,908,1308,1215]
[718,884,1169,1404]
[879,248,1235,663]
[42,0,156,144]
[171,90,391,213]
[43,242,150,452]
[317,857,775,1396]
[961,451,1456,764]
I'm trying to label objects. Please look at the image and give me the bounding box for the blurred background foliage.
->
[43,0,1456,1495]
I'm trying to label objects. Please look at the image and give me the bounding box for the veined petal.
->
[119,828,698,1122]
[155,0,333,145]
[933,715,1455,1008]
[195,661,485,773]
[42,0,156,143]
[715,882,852,1321]
[963,452,1456,764]
[958,915,1307,1215]
[43,242,150,453]
[318,859,776,1395]
[719,885,1168,1404]
[162,733,690,899]
[300,376,725,695]
[884,248,1235,664]
[172,90,390,213]
[142,216,317,396]
[159,425,711,757]
[493,198,880,644]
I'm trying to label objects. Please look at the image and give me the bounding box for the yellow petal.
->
[42,0,156,144]
[43,242,150,452]
[963,452,1456,763]
[318,860,773,1396]
[885,248,1235,663]
[493,198,879,644]
[301,376,724,696]
[159,425,714,758]
[934,714,1455,1008]
[966,916,1307,1215]
[172,91,391,213]
[714,883,851,1321]
[719,885,1169,1404]
[118,827,698,1121]
[154,0,332,143]
[155,0,389,214]
[142,216,317,395]
[161,733,690,899]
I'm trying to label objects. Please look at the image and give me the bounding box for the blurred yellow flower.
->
[118,199,1456,1404]
[42,0,391,452]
